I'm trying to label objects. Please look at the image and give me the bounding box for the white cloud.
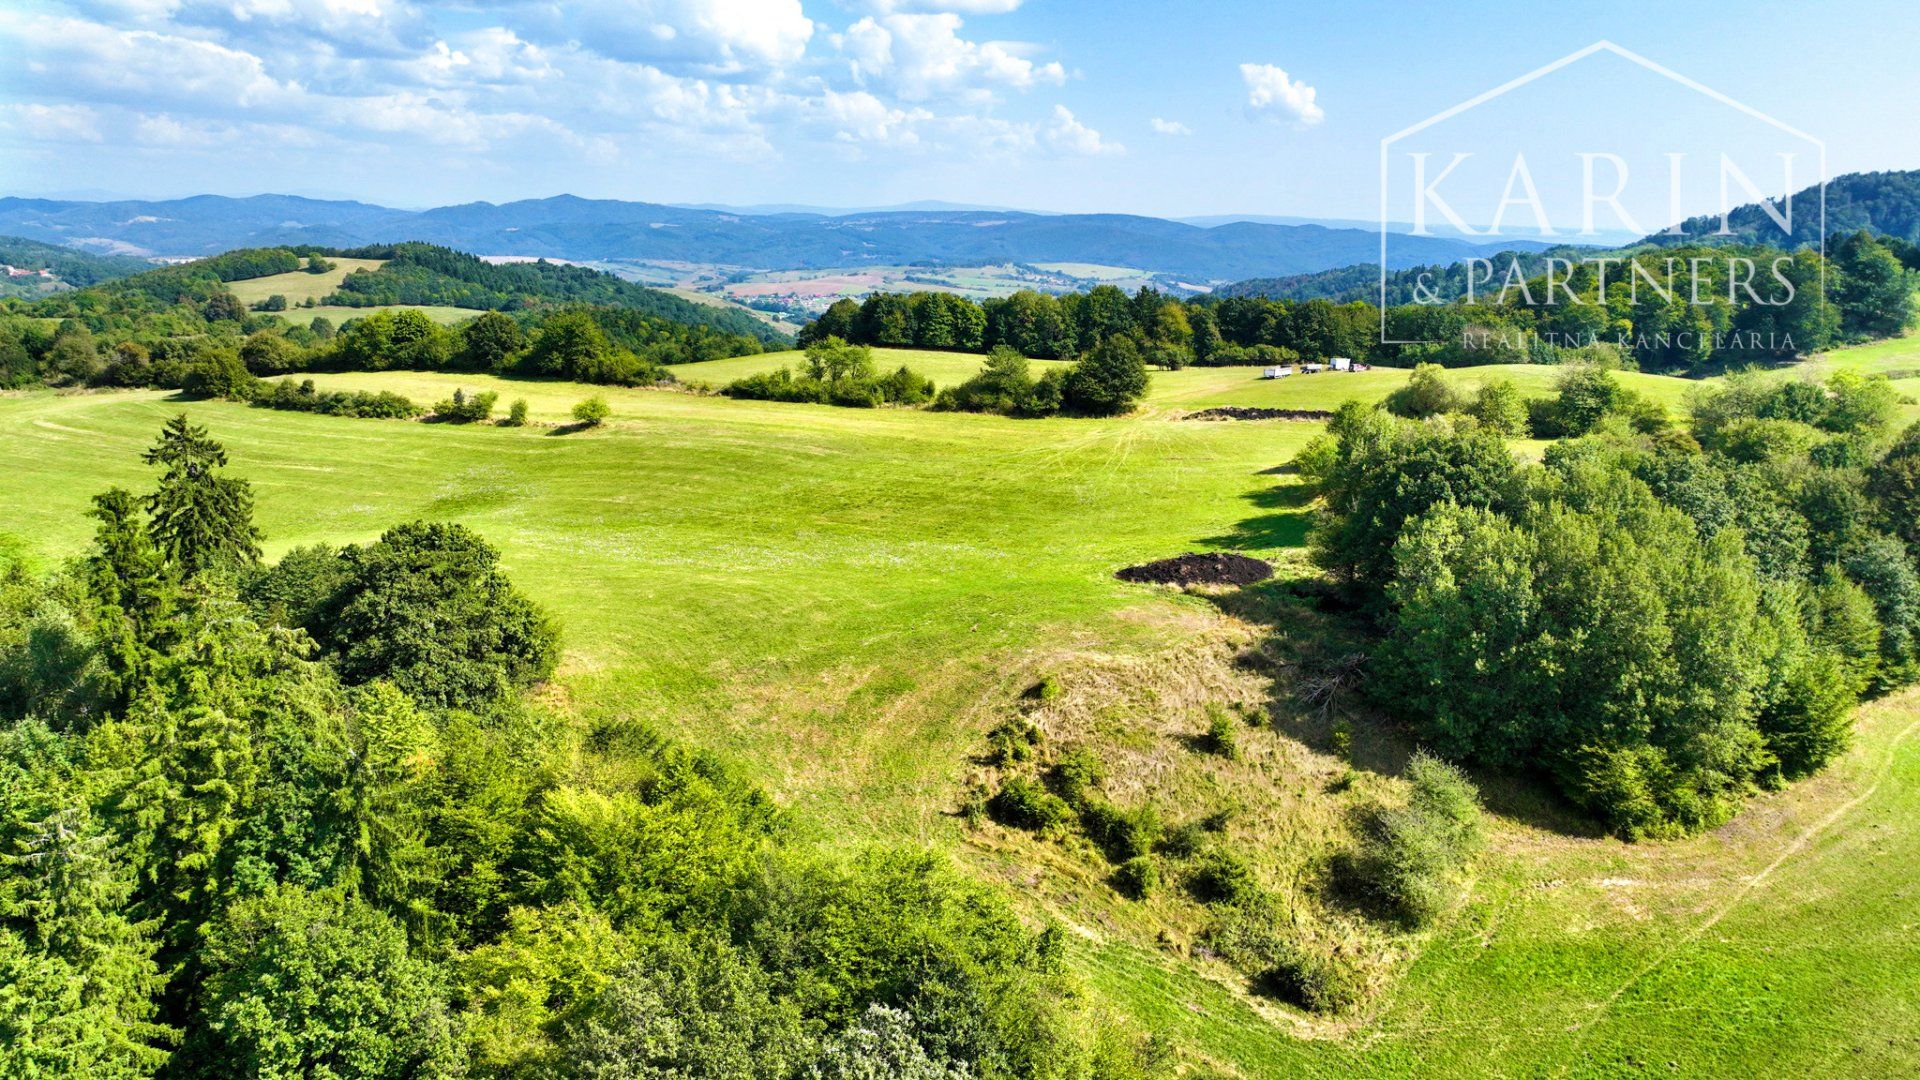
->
[0,0,1096,186]
[1148,117,1190,136]
[837,13,1063,104]
[564,0,814,77]
[1045,105,1119,156]
[1240,61,1323,126]
[0,103,105,143]
[863,0,1028,12]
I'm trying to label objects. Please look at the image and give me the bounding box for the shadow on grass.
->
[545,421,600,436]
[1199,575,1607,839]
[1195,481,1316,552]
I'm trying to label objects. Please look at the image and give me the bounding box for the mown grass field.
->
[4,336,1918,1076]
[227,257,476,325]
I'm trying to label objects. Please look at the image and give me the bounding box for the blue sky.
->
[2,0,1915,219]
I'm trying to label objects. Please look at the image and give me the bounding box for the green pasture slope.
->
[2,335,1918,1076]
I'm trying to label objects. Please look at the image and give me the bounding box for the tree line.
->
[0,417,1165,1078]
[1303,363,1920,837]
[797,232,1915,373]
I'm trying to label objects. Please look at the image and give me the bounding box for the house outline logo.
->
[1375,39,1827,345]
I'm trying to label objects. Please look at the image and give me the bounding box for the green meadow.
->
[226,256,477,324]
[3,338,1918,1076]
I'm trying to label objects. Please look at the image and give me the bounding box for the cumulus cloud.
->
[1240,61,1322,126]
[837,12,1063,103]
[1044,105,1119,156]
[0,0,1101,190]
[563,0,814,77]
[1148,117,1190,136]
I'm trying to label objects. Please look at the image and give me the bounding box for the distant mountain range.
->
[0,194,1553,282]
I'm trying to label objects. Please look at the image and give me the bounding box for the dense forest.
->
[1301,362,1920,837]
[805,233,1916,373]
[316,243,782,344]
[1654,170,1920,249]
[0,417,1164,1078]
[0,247,773,393]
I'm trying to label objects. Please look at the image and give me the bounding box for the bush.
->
[572,395,611,426]
[1184,845,1258,905]
[503,398,529,427]
[1202,704,1239,759]
[983,717,1040,766]
[1261,942,1368,1014]
[431,388,499,423]
[1078,798,1161,862]
[1468,378,1529,435]
[1051,747,1106,799]
[255,379,420,420]
[987,776,1074,832]
[1111,856,1158,900]
[1384,362,1462,419]
[1024,674,1064,704]
[1062,336,1149,416]
[1343,752,1483,925]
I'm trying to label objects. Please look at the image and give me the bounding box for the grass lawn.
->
[2,335,1916,1075]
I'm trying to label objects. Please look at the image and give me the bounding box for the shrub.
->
[1078,798,1161,862]
[1202,705,1238,759]
[1051,747,1106,800]
[1343,752,1483,926]
[1184,845,1258,905]
[503,398,529,427]
[431,388,499,423]
[1261,942,1368,1014]
[1062,336,1149,416]
[983,717,1040,766]
[1111,857,1158,900]
[1468,378,1529,435]
[1384,362,1462,419]
[254,379,422,420]
[987,776,1074,832]
[572,395,611,426]
[1024,674,1064,704]
[1291,434,1339,486]
[1329,718,1354,761]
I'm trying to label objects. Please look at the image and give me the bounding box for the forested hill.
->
[323,243,782,344]
[0,235,154,289]
[1215,246,1599,304]
[0,193,1546,281]
[1648,169,1920,249]
[90,242,784,345]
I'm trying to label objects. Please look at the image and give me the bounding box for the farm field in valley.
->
[3,333,1917,1076]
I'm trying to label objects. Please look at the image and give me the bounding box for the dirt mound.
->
[1182,407,1333,422]
[1116,552,1274,587]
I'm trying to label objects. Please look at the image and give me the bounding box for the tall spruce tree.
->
[142,416,261,579]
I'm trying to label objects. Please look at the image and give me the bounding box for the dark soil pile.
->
[1182,407,1334,422]
[1116,552,1274,587]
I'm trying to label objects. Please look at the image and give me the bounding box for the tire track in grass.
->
[1566,713,1920,1052]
